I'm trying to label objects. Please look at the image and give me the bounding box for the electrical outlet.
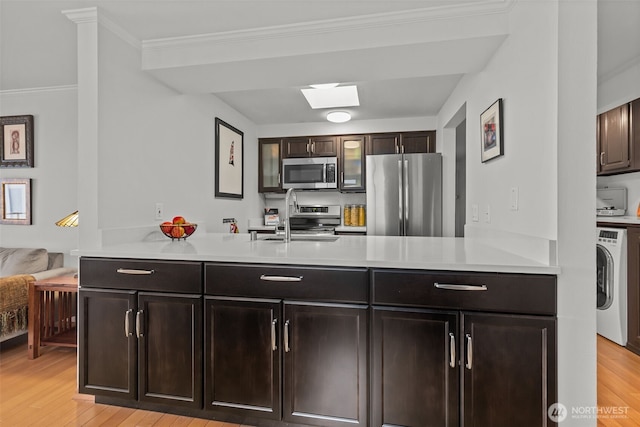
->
[484,205,491,223]
[510,187,519,211]
[155,203,164,220]
[472,204,479,222]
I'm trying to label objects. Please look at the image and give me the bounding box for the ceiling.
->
[1,0,639,125]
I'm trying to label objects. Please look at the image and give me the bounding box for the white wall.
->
[0,87,78,266]
[80,20,261,239]
[438,1,597,425]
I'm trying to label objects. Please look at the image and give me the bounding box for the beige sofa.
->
[0,248,77,342]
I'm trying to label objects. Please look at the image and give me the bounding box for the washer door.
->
[597,244,614,310]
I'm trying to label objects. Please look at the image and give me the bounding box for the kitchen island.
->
[74,233,559,427]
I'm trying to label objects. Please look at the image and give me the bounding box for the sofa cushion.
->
[0,248,49,277]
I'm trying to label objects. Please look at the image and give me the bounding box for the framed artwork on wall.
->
[480,99,504,163]
[0,178,31,225]
[215,117,244,199]
[0,115,34,168]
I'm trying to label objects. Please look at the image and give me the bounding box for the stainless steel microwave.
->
[282,156,338,189]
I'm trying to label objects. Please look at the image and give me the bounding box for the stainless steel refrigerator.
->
[366,153,442,236]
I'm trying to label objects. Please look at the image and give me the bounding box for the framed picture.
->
[480,99,504,163]
[0,178,31,225]
[215,117,244,199]
[0,115,34,168]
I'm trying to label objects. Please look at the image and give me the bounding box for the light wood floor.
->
[2,335,640,426]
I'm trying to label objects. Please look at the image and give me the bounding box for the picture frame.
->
[0,115,34,168]
[480,99,504,163]
[0,178,31,225]
[215,117,244,199]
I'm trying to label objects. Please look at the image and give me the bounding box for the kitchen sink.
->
[259,235,340,242]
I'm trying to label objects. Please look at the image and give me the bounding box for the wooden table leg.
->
[27,281,41,359]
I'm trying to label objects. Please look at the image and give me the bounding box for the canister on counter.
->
[350,204,358,226]
[358,205,366,226]
[343,205,351,226]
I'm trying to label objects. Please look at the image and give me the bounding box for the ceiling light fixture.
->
[301,85,360,109]
[327,111,351,123]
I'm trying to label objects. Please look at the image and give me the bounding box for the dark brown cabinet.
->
[627,226,640,355]
[258,138,282,193]
[78,258,203,409]
[204,263,368,427]
[338,135,366,192]
[282,136,337,158]
[597,98,640,175]
[368,131,436,155]
[372,307,459,427]
[371,269,557,427]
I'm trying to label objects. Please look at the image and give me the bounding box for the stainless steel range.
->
[289,205,341,236]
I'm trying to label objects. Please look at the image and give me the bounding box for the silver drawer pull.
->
[271,319,278,351]
[449,332,456,368]
[124,309,133,337]
[284,320,290,353]
[117,268,155,275]
[260,274,303,282]
[434,283,488,291]
[465,334,473,370]
[136,310,144,338]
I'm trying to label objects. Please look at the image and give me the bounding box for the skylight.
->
[301,85,360,109]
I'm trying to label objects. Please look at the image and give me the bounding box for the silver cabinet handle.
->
[449,332,456,368]
[136,310,144,338]
[284,320,290,353]
[600,152,605,166]
[117,268,154,275]
[306,142,311,154]
[311,141,315,154]
[271,319,278,351]
[403,159,409,234]
[434,283,488,291]
[398,159,403,235]
[124,309,133,337]
[260,275,303,282]
[465,333,473,370]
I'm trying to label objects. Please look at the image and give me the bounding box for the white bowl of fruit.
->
[160,216,197,240]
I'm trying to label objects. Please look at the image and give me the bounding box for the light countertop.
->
[596,215,640,225]
[73,232,559,275]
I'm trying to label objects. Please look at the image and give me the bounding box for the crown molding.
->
[142,0,513,51]
[62,7,141,51]
[0,85,77,96]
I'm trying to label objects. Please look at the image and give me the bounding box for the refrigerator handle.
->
[404,159,409,235]
[398,159,404,235]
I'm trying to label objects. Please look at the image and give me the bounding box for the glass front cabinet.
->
[339,135,366,192]
[259,138,283,193]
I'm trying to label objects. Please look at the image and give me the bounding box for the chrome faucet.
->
[284,187,298,243]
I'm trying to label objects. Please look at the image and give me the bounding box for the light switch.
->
[510,187,519,211]
[484,205,491,223]
[472,204,479,222]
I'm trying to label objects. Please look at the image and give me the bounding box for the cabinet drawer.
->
[80,257,202,293]
[371,269,556,316]
[205,263,368,303]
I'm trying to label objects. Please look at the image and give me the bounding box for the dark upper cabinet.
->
[258,138,283,193]
[338,135,366,192]
[598,98,640,175]
[368,131,436,155]
[282,136,337,158]
[402,131,436,153]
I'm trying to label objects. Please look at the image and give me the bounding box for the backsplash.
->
[598,171,640,216]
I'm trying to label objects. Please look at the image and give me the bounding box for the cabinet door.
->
[401,131,436,153]
[599,104,630,174]
[339,135,366,192]
[310,135,338,157]
[283,303,368,427]
[372,307,459,427]
[205,297,281,420]
[283,137,311,158]
[368,133,400,155]
[627,227,640,355]
[78,288,137,400]
[258,138,282,193]
[137,292,202,408]
[462,313,557,427]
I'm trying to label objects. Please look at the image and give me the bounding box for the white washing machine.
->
[596,227,627,346]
